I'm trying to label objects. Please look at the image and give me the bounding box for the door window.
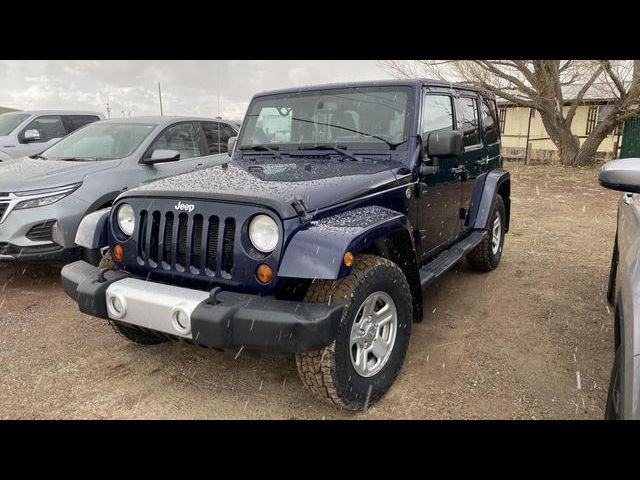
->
[481,97,499,145]
[63,115,101,134]
[218,123,237,153]
[145,122,201,160]
[422,95,454,133]
[457,96,480,147]
[20,115,66,143]
[201,122,221,153]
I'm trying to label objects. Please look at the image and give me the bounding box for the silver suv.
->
[0,116,238,264]
[599,158,640,420]
[0,110,104,161]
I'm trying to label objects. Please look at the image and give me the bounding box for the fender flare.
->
[75,208,111,250]
[466,168,511,232]
[277,206,413,280]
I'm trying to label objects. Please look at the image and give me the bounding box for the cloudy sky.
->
[0,60,393,121]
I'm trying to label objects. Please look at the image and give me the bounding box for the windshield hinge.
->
[291,197,313,225]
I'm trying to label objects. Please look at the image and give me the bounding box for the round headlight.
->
[248,214,279,253]
[116,203,135,237]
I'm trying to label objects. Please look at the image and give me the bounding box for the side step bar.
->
[419,230,487,288]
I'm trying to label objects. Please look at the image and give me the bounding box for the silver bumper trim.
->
[105,278,210,339]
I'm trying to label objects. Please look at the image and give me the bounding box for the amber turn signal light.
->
[256,264,273,284]
[344,251,354,267]
[113,244,124,262]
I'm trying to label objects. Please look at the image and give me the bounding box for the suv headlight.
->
[14,182,82,210]
[116,203,135,237]
[248,214,279,253]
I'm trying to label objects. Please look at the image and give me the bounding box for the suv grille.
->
[0,202,8,221]
[137,209,236,277]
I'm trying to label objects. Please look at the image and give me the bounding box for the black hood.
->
[122,159,406,219]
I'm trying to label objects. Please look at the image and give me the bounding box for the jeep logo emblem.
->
[175,201,195,213]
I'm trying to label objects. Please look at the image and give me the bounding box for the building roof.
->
[497,82,628,106]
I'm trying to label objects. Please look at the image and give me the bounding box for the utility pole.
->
[217,68,221,118]
[158,82,164,116]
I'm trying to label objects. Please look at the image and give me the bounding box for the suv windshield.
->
[238,86,413,152]
[41,122,157,161]
[0,113,30,136]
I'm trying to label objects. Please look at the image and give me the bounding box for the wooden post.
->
[524,107,533,165]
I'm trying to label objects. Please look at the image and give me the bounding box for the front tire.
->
[295,255,413,410]
[467,195,506,271]
[109,320,169,345]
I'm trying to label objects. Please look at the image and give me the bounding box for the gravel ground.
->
[0,161,618,419]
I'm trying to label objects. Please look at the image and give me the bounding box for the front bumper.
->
[61,260,343,353]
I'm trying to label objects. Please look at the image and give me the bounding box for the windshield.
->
[238,86,413,151]
[41,122,157,161]
[0,113,30,136]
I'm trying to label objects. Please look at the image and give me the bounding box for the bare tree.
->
[381,60,640,166]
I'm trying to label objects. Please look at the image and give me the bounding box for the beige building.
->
[497,85,623,162]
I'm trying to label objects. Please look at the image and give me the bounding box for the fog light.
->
[107,293,126,319]
[113,244,124,261]
[170,306,191,335]
[256,264,273,284]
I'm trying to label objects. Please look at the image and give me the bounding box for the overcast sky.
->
[0,60,393,121]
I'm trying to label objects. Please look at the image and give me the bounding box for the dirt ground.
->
[0,162,619,419]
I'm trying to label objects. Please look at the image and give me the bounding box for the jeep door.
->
[454,94,488,227]
[142,121,211,181]
[416,92,464,258]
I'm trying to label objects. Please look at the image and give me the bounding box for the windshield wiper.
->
[290,116,406,150]
[238,144,281,158]
[29,154,47,160]
[298,145,364,162]
[58,157,97,162]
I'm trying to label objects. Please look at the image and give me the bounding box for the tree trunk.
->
[538,110,581,166]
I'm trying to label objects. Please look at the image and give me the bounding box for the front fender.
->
[467,168,511,231]
[75,207,111,249]
[277,206,411,280]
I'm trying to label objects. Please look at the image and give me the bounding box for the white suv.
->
[0,110,104,162]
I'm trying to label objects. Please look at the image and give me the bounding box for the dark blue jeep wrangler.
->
[61,79,510,410]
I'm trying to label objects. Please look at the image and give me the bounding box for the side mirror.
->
[599,158,640,193]
[24,129,41,143]
[142,149,181,164]
[425,130,464,158]
[227,136,237,157]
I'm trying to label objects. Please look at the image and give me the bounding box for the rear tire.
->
[607,234,618,306]
[295,255,413,410]
[467,195,506,271]
[605,345,622,419]
[109,320,169,345]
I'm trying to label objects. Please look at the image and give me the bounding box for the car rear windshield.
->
[41,122,157,161]
[238,86,413,151]
[0,113,30,136]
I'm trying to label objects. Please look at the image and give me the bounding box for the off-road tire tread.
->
[295,254,411,409]
[109,320,169,345]
[467,195,505,271]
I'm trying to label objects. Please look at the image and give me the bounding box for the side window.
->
[20,115,66,143]
[481,97,499,145]
[457,96,480,146]
[218,124,237,153]
[201,122,221,154]
[63,115,100,134]
[422,95,454,134]
[145,122,201,161]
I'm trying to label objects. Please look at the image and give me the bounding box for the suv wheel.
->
[295,254,413,410]
[605,345,622,419]
[109,320,169,345]
[467,195,506,271]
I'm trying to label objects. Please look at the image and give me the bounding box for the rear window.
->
[63,115,101,134]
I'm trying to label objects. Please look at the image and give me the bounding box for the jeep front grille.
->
[137,209,236,277]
